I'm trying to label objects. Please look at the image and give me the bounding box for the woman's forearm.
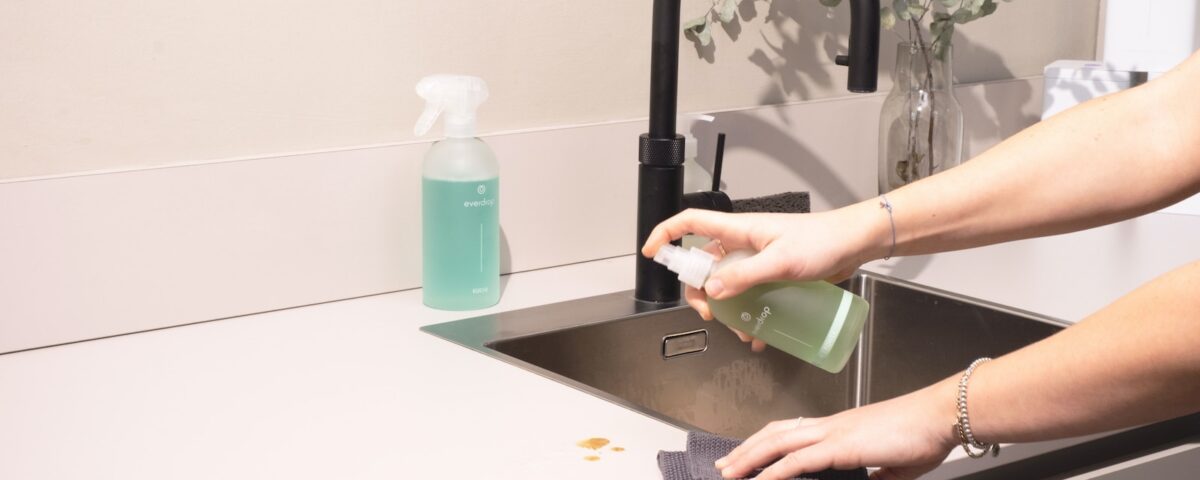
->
[927,260,1200,443]
[859,52,1200,260]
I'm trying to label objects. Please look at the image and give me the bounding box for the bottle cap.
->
[652,244,716,289]
[415,74,488,138]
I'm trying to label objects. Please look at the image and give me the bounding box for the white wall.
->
[0,77,1045,354]
[1,0,1098,180]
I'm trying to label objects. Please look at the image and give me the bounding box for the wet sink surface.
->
[423,272,1063,439]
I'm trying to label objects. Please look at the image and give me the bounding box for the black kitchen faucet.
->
[634,0,881,304]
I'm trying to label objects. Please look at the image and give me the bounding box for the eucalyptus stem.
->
[908,12,938,179]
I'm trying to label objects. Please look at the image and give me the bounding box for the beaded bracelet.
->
[956,357,1000,458]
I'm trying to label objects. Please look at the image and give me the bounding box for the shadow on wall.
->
[691,1,1035,160]
[947,33,1036,158]
[691,110,856,207]
[686,1,848,113]
[749,1,841,110]
[499,226,512,295]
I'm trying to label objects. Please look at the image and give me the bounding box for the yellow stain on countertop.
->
[576,437,610,450]
[577,437,626,462]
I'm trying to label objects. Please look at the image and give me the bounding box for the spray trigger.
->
[414,74,488,138]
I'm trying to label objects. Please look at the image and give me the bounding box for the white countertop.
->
[2,212,1198,479]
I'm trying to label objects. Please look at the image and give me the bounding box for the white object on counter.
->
[1099,0,1200,216]
[1041,60,1137,121]
[1102,0,1200,78]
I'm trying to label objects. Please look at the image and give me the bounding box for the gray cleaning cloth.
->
[658,431,868,480]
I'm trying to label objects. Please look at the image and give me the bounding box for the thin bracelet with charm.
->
[879,195,897,260]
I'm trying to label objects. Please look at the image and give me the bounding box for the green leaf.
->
[963,0,985,13]
[893,0,911,20]
[930,19,946,37]
[980,0,998,16]
[933,34,953,61]
[906,1,926,19]
[880,6,897,30]
[951,7,973,23]
[930,17,955,42]
[819,0,843,7]
[938,0,958,7]
[717,0,738,23]
[951,0,999,24]
[929,15,955,61]
[683,14,713,46]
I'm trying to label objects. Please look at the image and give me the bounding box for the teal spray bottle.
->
[415,75,500,310]
[653,245,869,373]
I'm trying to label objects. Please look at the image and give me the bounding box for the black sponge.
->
[731,192,811,214]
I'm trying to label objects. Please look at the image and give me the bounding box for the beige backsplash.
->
[0,77,1043,353]
[0,1,1096,180]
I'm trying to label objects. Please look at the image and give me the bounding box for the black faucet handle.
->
[840,0,880,93]
[682,132,733,213]
[711,132,726,192]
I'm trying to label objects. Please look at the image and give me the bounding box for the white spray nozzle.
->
[652,244,716,289]
[415,74,489,138]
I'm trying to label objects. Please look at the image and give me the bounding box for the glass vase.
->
[878,42,963,194]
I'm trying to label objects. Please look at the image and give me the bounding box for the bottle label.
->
[739,307,772,336]
[422,177,500,308]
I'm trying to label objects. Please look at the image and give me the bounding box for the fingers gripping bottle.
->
[415,75,500,310]
[653,245,869,373]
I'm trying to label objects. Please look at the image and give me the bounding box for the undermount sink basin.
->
[422,271,1063,438]
[424,270,1200,478]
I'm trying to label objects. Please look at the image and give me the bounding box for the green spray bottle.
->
[415,75,499,310]
[653,245,869,373]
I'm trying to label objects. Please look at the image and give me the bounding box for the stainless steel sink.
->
[424,271,1200,477]
[422,271,1063,438]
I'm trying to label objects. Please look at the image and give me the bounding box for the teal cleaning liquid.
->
[414,75,501,311]
[422,177,500,310]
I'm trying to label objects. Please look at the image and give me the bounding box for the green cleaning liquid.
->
[707,279,867,373]
[422,176,500,310]
[653,246,868,373]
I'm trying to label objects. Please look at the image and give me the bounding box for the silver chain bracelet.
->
[879,195,896,261]
[956,357,1000,458]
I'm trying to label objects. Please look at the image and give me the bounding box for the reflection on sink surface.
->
[492,306,855,438]
[422,271,1063,438]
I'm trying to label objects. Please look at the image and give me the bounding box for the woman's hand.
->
[641,204,886,320]
[686,241,770,351]
[715,383,958,480]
